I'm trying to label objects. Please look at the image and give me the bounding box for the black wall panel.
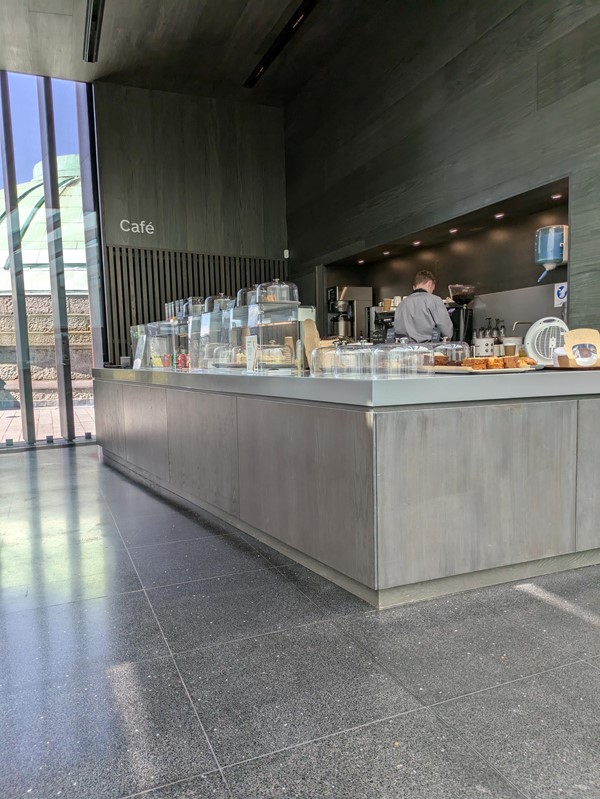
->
[94,83,287,259]
[104,246,286,363]
[284,0,600,328]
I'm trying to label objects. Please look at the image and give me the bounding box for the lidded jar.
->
[256,278,299,303]
[311,345,336,376]
[433,339,470,366]
[236,285,260,306]
[373,340,434,378]
[334,343,373,377]
[204,293,233,312]
[209,344,246,368]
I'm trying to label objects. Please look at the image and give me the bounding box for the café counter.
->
[93,367,600,607]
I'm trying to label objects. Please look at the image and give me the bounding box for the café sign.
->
[120,219,155,234]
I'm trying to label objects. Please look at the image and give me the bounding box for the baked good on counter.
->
[517,357,536,368]
[461,355,537,370]
[434,353,449,366]
[463,357,487,370]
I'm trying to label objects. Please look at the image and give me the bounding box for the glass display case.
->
[311,341,434,379]
[132,321,184,370]
[311,343,373,378]
[130,324,146,364]
[433,340,470,365]
[131,301,320,375]
[372,342,434,378]
[236,285,260,306]
[188,309,228,370]
[184,301,310,373]
[204,293,234,312]
[256,278,299,303]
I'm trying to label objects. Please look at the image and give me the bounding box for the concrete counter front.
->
[94,368,600,607]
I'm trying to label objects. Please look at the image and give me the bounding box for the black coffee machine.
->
[448,284,475,342]
[367,307,396,343]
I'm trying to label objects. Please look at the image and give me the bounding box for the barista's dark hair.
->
[414,269,436,287]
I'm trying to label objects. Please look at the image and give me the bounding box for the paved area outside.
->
[0,404,95,443]
[1,446,600,798]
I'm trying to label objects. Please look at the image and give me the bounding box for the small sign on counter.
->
[245,335,258,371]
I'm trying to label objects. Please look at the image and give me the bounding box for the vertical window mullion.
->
[0,71,35,445]
[75,82,106,369]
[37,75,75,442]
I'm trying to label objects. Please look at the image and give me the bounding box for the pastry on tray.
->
[434,353,449,366]
[517,357,536,368]
[486,357,504,369]
[463,357,487,370]
[502,356,520,368]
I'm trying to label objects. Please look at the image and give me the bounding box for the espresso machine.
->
[367,307,396,343]
[327,286,373,340]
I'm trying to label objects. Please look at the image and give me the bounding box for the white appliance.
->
[524,316,569,365]
[473,337,494,357]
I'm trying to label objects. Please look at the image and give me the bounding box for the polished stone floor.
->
[1,447,600,798]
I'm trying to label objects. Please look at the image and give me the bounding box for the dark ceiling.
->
[0,0,368,105]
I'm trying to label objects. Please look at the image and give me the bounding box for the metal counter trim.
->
[94,367,600,408]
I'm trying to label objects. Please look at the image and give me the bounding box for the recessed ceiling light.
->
[412,240,421,247]
[449,228,458,234]
[383,250,390,256]
[494,212,505,220]
[358,259,365,264]
[551,193,562,200]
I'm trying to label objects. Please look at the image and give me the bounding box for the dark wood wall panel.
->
[284,0,600,328]
[94,83,287,259]
[326,207,569,305]
[104,246,287,363]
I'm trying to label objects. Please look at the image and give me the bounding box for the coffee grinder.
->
[447,284,476,342]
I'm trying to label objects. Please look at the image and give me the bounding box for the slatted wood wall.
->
[104,246,287,363]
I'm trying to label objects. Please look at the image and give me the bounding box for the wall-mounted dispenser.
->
[535,225,568,282]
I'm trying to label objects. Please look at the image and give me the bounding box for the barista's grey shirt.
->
[393,290,453,342]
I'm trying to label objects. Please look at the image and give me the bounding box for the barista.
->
[394,269,453,343]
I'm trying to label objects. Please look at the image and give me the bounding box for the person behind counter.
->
[393,269,453,343]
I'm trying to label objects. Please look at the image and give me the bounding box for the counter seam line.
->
[372,411,380,592]
[103,496,233,796]
[574,400,580,552]
[235,394,241,530]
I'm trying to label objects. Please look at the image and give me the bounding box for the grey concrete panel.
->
[93,378,126,459]
[166,389,239,516]
[237,397,376,587]
[375,401,577,588]
[575,398,600,552]
[122,383,169,482]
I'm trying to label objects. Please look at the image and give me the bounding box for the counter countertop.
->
[93,367,600,408]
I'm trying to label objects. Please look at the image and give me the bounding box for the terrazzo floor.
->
[1,446,600,798]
